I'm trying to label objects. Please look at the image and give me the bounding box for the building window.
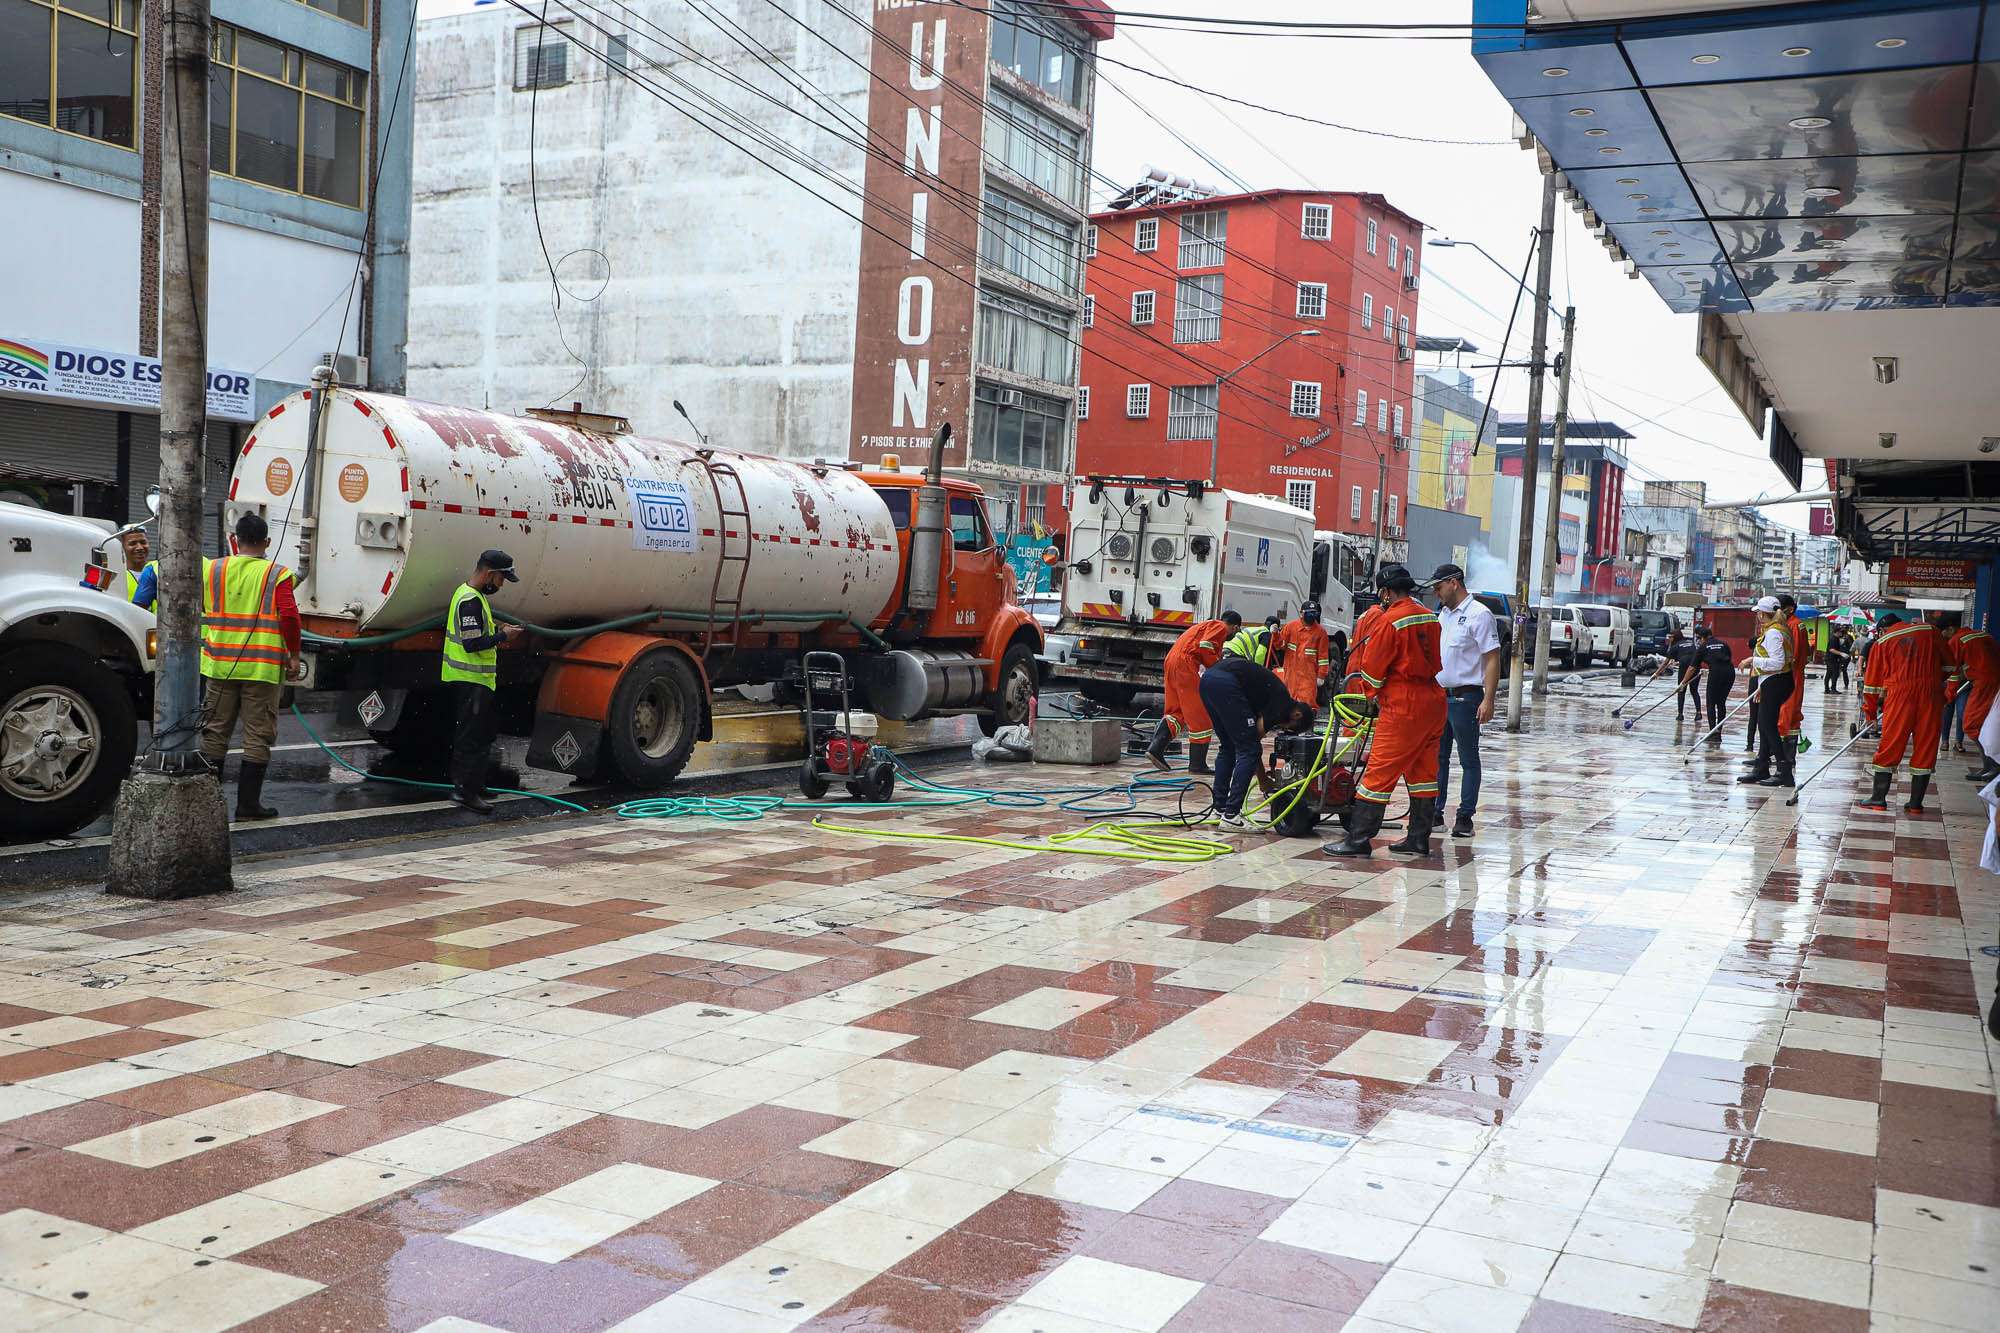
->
[1290,382,1321,418]
[1301,203,1331,240]
[985,88,1086,208]
[1173,273,1223,344]
[1355,389,1368,426]
[1392,404,1405,438]
[515,19,573,89]
[1081,295,1094,328]
[1361,293,1374,330]
[2,0,138,149]
[1366,218,1378,254]
[1383,305,1394,339]
[1178,210,1227,269]
[1399,314,1410,347]
[1350,485,1363,520]
[606,34,630,70]
[1296,282,1326,319]
[1126,384,1151,418]
[1085,224,1098,258]
[1286,480,1316,512]
[297,0,366,25]
[1404,250,1415,284]
[1077,386,1090,419]
[1135,217,1158,252]
[989,0,1088,106]
[973,383,1068,474]
[1023,485,1047,532]
[981,188,1080,294]
[1388,494,1399,527]
[1166,384,1218,441]
[1377,399,1389,432]
[1371,489,1379,522]
[975,291,1074,384]
[211,22,370,207]
[1388,235,1399,270]
[1131,290,1155,325]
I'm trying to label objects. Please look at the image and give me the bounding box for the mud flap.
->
[528,714,605,781]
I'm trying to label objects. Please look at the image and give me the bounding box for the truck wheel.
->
[0,646,138,841]
[1078,681,1138,710]
[604,649,701,787]
[365,692,453,754]
[980,643,1038,737]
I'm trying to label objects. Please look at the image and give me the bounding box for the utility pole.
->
[108,0,232,899]
[1503,172,1558,733]
[1369,448,1388,578]
[1530,307,1577,697]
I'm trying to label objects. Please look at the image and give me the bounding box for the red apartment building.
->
[1071,187,1424,562]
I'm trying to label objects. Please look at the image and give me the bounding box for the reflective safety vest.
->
[200,556,293,683]
[1224,627,1270,666]
[442,583,498,688]
[125,561,158,610]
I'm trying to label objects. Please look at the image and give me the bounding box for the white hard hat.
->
[1755,596,1781,613]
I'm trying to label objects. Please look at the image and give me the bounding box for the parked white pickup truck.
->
[0,502,157,839]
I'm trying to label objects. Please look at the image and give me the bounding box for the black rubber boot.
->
[1387,797,1435,855]
[1760,753,1796,787]
[1967,759,2000,783]
[1860,770,1892,812]
[1144,720,1173,773]
[1322,800,1384,857]
[1737,763,1769,784]
[235,761,279,820]
[1187,741,1211,775]
[452,787,495,815]
[1904,773,1930,815]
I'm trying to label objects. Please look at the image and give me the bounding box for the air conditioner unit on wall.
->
[1392,435,1409,452]
[1389,524,1405,538]
[330,353,368,386]
[1402,274,1417,291]
[1396,345,1412,362]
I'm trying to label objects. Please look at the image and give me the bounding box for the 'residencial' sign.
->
[0,335,255,422]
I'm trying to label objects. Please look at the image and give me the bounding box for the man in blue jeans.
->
[1429,564,1501,839]
[1197,645,1313,831]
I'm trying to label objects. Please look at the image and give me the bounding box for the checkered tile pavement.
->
[0,685,1995,1331]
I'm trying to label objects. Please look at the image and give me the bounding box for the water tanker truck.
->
[219,384,1041,789]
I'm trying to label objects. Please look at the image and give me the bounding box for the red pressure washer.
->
[798,650,896,801]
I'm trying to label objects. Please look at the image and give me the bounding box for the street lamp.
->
[1210,328,1320,485]
[1430,238,1567,324]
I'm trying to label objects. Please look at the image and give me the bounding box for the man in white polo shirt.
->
[1431,563,1501,839]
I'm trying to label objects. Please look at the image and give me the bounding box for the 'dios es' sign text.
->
[0,335,256,422]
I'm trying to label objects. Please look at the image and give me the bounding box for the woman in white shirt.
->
[1738,597,1796,788]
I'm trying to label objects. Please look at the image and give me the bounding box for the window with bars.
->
[1377,399,1389,432]
[1296,282,1326,319]
[1355,389,1368,426]
[1383,305,1394,339]
[1131,290,1155,325]
[1388,494,1399,527]
[1085,224,1098,258]
[515,20,573,89]
[1290,382,1321,418]
[1077,386,1090,419]
[1173,274,1223,344]
[2,0,139,149]
[1081,295,1094,328]
[1371,489,1379,522]
[1166,384,1218,441]
[1126,384,1151,418]
[1366,218,1378,254]
[1286,480,1316,513]
[1301,203,1331,240]
[1361,293,1374,330]
[1399,314,1410,347]
[1393,404,1405,438]
[1350,485,1363,520]
[1177,210,1227,269]
[1404,250,1415,283]
[1135,217,1158,252]
[209,21,369,206]
[1388,235,1399,270]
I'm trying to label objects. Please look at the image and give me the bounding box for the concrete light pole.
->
[1504,173,1558,732]
[1530,308,1577,696]
[108,0,232,899]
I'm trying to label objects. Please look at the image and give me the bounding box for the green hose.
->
[288,701,588,812]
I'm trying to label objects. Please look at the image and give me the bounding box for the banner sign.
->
[0,335,255,422]
[1887,557,1977,590]
[1808,504,1833,536]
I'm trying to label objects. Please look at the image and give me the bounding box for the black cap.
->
[478,549,520,582]
[1428,563,1465,585]
[1376,562,1417,594]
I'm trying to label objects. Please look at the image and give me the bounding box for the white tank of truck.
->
[228,391,901,631]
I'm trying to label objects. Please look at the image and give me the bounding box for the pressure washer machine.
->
[1260,696,1376,838]
[798,650,896,801]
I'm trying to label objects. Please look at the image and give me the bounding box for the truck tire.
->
[0,645,138,841]
[980,642,1039,737]
[365,691,454,754]
[603,649,702,787]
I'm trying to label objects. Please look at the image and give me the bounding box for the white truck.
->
[0,502,157,838]
[1053,478,1352,706]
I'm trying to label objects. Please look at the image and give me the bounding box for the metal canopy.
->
[1472,0,2000,314]
[1838,458,2000,558]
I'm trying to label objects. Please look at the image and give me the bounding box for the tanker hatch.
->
[524,402,632,435]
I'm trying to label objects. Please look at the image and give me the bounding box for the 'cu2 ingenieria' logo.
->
[634,489,691,536]
[0,339,51,387]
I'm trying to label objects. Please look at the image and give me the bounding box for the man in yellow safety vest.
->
[119,529,160,612]
[198,513,300,820]
[444,549,522,813]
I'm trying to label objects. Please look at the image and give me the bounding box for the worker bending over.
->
[1737,597,1796,788]
[1860,610,1947,814]
[1197,634,1311,832]
[1146,610,1241,774]
[198,513,300,820]
[1270,601,1332,710]
[444,549,524,814]
[1325,564,1445,857]
[1949,621,2000,783]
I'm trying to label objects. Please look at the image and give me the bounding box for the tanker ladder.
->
[698,453,755,664]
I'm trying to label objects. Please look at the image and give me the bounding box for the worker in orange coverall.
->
[1947,621,2000,783]
[1270,601,1333,710]
[1774,594,1812,759]
[1145,610,1241,774]
[1860,611,1948,815]
[1324,564,1445,858]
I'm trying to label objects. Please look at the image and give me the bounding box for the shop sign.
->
[1886,557,1977,590]
[0,335,255,422]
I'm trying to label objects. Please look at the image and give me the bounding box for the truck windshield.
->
[950,496,992,551]
[871,488,911,529]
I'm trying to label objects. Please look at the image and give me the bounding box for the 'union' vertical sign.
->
[848,0,988,467]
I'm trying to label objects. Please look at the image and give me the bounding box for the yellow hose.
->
[806,814,1236,863]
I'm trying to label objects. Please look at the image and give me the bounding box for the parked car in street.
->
[1570,604,1635,666]
[1631,608,1676,660]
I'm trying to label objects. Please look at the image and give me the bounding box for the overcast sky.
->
[1084,0,1814,532]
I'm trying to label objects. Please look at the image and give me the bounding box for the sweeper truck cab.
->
[223,384,1041,789]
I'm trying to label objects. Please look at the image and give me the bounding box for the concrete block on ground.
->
[1032,717,1122,766]
[104,773,234,899]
